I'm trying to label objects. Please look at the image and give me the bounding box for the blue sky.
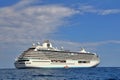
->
[0,0,120,68]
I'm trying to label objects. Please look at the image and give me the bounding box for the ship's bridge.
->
[42,40,53,48]
[32,40,58,51]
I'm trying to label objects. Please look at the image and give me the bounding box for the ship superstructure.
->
[14,40,100,68]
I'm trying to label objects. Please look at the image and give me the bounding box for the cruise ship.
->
[14,40,100,69]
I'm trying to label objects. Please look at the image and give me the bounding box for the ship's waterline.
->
[14,40,100,69]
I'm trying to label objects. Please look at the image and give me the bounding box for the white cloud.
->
[79,5,120,15]
[0,1,119,45]
[99,9,120,15]
[0,0,77,44]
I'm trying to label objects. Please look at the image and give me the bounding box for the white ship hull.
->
[14,40,100,69]
[15,59,100,69]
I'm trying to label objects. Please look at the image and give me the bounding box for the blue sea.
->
[0,67,120,80]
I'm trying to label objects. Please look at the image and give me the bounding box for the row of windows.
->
[51,60,66,63]
[18,60,29,62]
[32,61,50,62]
[78,61,90,63]
[51,60,90,63]
[17,59,90,64]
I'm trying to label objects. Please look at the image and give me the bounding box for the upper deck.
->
[17,40,99,61]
